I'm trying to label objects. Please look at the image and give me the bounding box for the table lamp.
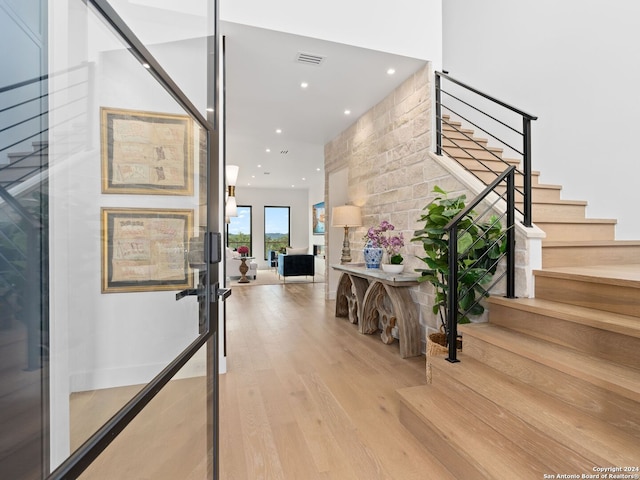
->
[332,205,362,264]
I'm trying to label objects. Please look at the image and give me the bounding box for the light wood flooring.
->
[71,282,450,479]
[219,282,454,480]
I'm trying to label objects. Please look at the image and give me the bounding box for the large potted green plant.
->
[412,186,505,347]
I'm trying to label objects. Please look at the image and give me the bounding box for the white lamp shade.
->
[225,164,239,186]
[225,195,237,217]
[332,205,362,227]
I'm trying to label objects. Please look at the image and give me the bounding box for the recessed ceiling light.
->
[344,109,351,115]
[247,182,251,186]
[257,164,262,168]
[302,177,306,181]
[316,167,321,171]
[387,68,396,75]
[300,82,309,89]
[291,184,295,188]
[265,148,271,153]
[276,129,282,134]
[251,175,255,178]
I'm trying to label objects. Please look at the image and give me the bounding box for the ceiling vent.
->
[280,150,288,155]
[295,52,325,66]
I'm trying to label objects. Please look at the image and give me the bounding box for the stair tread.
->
[534,263,640,286]
[464,164,541,175]
[442,140,501,152]
[522,198,588,206]
[542,240,640,247]
[488,296,640,339]
[535,218,617,224]
[459,323,640,401]
[404,355,640,465]
[398,384,562,478]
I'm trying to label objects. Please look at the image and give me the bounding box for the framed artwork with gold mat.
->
[101,107,193,195]
[101,208,193,293]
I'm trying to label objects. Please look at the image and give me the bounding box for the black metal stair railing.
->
[435,71,537,227]
[445,166,517,362]
[0,63,91,371]
[0,62,92,190]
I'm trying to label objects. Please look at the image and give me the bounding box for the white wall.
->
[326,168,350,299]
[308,180,326,274]
[220,0,442,64]
[443,0,640,239]
[235,186,310,268]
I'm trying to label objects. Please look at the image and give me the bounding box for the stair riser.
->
[536,223,616,242]
[429,367,617,471]
[442,137,489,149]
[472,169,540,187]
[443,146,504,161]
[529,203,586,220]
[399,383,562,478]
[398,403,481,479]
[442,125,476,139]
[488,303,640,369]
[429,359,640,462]
[541,245,640,268]
[494,186,562,203]
[462,334,640,429]
[454,158,520,174]
[535,275,640,317]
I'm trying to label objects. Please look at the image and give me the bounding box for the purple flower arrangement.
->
[364,220,404,264]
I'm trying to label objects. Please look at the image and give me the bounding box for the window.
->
[264,206,290,260]
[227,206,251,254]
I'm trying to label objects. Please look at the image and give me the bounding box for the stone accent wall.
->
[324,63,535,352]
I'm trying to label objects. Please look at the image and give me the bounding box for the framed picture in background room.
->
[312,201,325,234]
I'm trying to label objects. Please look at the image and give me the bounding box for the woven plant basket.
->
[425,328,448,384]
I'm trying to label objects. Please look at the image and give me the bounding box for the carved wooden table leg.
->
[346,292,358,324]
[348,275,369,329]
[381,284,420,358]
[360,281,385,334]
[335,273,352,318]
[376,302,397,345]
[359,280,420,357]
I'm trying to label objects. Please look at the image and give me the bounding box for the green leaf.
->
[457,231,473,253]
[390,254,403,264]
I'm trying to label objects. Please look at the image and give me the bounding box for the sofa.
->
[226,248,258,280]
[277,253,315,281]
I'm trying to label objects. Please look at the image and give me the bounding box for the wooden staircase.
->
[397,118,640,478]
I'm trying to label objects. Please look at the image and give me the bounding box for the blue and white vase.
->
[363,241,384,269]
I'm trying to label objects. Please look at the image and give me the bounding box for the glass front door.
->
[1,0,220,478]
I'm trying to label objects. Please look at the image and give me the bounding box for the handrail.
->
[436,71,537,120]
[435,71,537,227]
[444,166,516,363]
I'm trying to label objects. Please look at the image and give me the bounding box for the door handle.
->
[175,284,232,302]
[217,287,232,301]
[175,288,204,301]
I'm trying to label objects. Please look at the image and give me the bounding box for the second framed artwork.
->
[101,208,194,293]
[312,201,325,235]
[101,107,193,195]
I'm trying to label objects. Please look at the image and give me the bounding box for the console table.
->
[332,264,421,358]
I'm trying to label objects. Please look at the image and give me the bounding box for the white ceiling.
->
[221,22,428,190]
